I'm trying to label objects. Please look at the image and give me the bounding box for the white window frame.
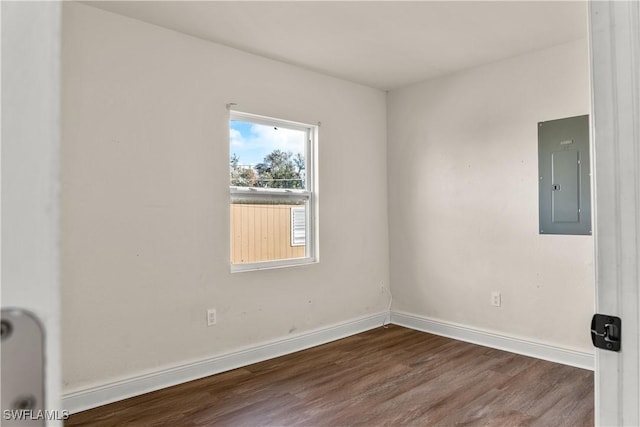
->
[229,110,317,272]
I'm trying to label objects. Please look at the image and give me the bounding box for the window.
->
[229,111,316,271]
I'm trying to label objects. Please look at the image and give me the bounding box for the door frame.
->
[590,1,640,425]
[1,1,62,424]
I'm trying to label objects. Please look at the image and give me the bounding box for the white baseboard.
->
[391,311,594,371]
[64,310,594,414]
[63,312,387,414]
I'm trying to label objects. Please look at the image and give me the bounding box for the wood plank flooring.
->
[66,325,593,426]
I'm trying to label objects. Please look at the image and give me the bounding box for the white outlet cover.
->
[207,309,216,326]
[491,292,501,306]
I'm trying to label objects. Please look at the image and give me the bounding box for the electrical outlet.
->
[207,308,216,326]
[491,292,501,307]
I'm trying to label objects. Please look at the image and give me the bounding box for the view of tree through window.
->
[230,120,306,189]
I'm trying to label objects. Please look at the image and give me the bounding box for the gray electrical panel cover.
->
[538,115,591,235]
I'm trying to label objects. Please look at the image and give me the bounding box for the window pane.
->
[230,200,307,264]
[230,120,306,189]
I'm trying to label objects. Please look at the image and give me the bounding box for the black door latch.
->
[591,314,621,351]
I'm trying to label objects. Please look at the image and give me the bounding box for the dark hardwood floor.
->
[66,325,593,426]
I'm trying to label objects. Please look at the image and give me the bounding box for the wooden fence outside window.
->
[230,204,305,264]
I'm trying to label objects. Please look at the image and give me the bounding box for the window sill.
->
[231,257,317,273]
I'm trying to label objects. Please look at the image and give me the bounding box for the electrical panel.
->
[538,115,591,235]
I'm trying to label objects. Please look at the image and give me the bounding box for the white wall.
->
[387,39,594,352]
[61,3,389,394]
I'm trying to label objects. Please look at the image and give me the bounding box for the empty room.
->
[2,1,640,426]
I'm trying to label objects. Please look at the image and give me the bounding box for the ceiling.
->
[86,1,588,91]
